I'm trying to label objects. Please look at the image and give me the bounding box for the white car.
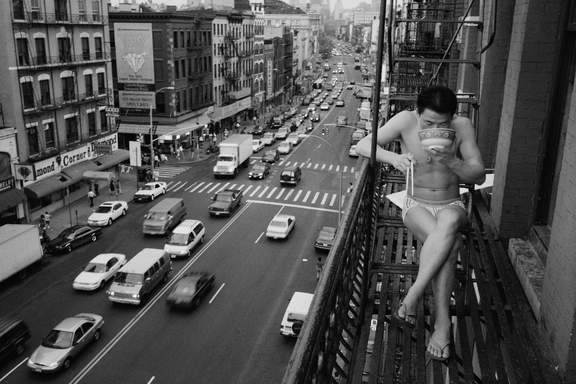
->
[320,103,330,111]
[286,133,302,146]
[252,139,265,153]
[276,127,290,140]
[73,253,127,291]
[266,214,296,239]
[349,144,359,157]
[261,132,275,145]
[87,201,128,226]
[134,181,167,202]
[277,141,293,155]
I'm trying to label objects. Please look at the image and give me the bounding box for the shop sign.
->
[30,133,119,182]
[119,90,155,109]
[0,176,15,193]
[114,23,155,85]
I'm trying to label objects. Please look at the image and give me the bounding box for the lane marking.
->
[311,192,319,204]
[351,167,355,173]
[189,182,205,192]
[329,164,333,171]
[255,232,264,243]
[321,164,326,170]
[69,202,254,384]
[247,199,339,213]
[293,190,302,202]
[275,188,285,199]
[243,185,253,195]
[209,283,226,304]
[329,194,337,207]
[314,163,319,170]
[168,181,181,191]
[147,377,155,384]
[284,189,293,200]
[336,165,340,172]
[0,358,28,383]
[266,187,277,199]
[300,162,306,168]
[238,184,246,190]
[206,183,220,194]
[303,190,311,203]
[215,182,231,194]
[185,182,198,192]
[321,192,328,205]
[250,185,260,197]
[284,160,291,166]
[198,182,214,193]
[172,182,188,192]
[258,186,269,198]
[343,166,348,173]
[307,163,312,169]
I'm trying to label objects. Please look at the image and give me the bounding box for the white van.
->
[280,292,314,337]
[107,248,171,305]
[164,220,206,259]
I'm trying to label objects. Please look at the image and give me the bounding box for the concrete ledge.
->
[508,238,544,321]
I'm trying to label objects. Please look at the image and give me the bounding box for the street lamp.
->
[150,86,174,180]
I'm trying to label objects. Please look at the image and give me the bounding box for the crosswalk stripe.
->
[321,193,328,205]
[284,161,291,166]
[343,166,348,173]
[167,181,180,191]
[351,167,355,173]
[307,163,313,169]
[238,184,246,190]
[314,163,319,170]
[259,186,269,198]
[244,185,253,195]
[303,190,311,203]
[284,189,293,200]
[185,183,197,192]
[321,164,326,170]
[329,164,333,171]
[293,190,302,202]
[228,184,238,191]
[336,165,340,172]
[250,186,260,197]
[166,181,176,188]
[276,188,285,199]
[267,187,277,199]
[311,192,319,204]
[206,183,220,194]
[189,182,206,192]
[215,182,231,193]
[329,194,337,207]
[172,182,188,192]
[278,159,285,166]
[198,182,214,193]
[300,162,307,168]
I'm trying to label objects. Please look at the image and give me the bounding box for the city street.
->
[0,55,363,384]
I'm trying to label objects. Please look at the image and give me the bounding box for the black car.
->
[248,162,271,180]
[263,149,280,163]
[208,189,243,217]
[253,125,265,136]
[280,166,302,186]
[45,225,102,254]
[0,318,30,359]
[166,272,215,310]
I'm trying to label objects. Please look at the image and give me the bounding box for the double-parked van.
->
[142,198,186,236]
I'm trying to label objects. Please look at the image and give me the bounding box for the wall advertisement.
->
[114,23,155,85]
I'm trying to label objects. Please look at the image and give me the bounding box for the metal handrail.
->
[16,52,109,69]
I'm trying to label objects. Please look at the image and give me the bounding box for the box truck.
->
[0,225,43,283]
[213,134,253,177]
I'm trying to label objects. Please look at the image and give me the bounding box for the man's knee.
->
[436,208,466,234]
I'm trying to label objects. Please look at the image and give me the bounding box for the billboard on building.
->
[114,23,155,84]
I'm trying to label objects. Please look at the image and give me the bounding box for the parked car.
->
[87,201,128,226]
[73,253,127,291]
[335,99,345,107]
[314,226,337,251]
[280,165,302,186]
[253,125,265,136]
[0,318,30,359]
[327,98,334,105]
[166,272,215,310]
[311,113,320,122]
[286,133,302,146]
[277,141,293,155]
[248,161,271,180]
[45,225,102,254]
[252,139,265,153]
[349,144,359,157]
[261,132,276,146]
[27,313,104,373]
[276,127,290,140]
[134,182,168,202]
[266,214,296,239]
[320,103,330,111]
[208,189,243,217]
[263,149,280,163]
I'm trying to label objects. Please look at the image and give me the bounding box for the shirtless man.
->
[356,86,485,361]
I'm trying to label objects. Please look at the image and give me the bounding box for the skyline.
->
[111,0,367,11]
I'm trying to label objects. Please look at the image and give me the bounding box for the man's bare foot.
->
[426,328,451,361]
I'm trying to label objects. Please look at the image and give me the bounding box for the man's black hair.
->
[416,86,457,116]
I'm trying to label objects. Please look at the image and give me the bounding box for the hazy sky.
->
[112,0,363,11]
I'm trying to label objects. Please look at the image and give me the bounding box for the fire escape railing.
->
[282,159,382,383]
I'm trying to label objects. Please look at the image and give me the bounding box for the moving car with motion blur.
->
[27,313,104,373]
[45,225,102,254]
[87,201,128,226]
[73,253,127,291]
[166,272,215,310]
[266,214,296,240]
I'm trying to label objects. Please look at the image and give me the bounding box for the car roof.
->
[320,226,337,234]
[274,214,296,221]
[282,165,300,171]
[90,253,125,263]
[54,314,97,331]
[99,201,124,207]
[172,220,203,234]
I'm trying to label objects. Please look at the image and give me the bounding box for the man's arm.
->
[434,117,485,185]
[356,111,414,173]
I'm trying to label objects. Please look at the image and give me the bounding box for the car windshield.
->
[264,133,273,138]
[252,164,266,172]
[173,281,197,295]
[42,329,74,349]
[270,219,287,228]
[168,233,189,245]
[114,272,143,285]
[215,194,232,202]
[95,206,112,213]
[142,185,155,191]
[279,143,289,148]
[84,262,107,273]
[146,212,167,220]
[218,155,234,162]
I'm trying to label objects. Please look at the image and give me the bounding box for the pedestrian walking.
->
[109,179,115,196]
[88,189,96,208]
[43,211,51,230]
[316,256,324,281]
[115,179,121,195]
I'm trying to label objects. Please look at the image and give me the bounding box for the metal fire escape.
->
[280,1,549,383]
[220,30,245,106]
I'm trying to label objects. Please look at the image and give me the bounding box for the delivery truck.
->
[0,224,44,283]
[213,134,253,177]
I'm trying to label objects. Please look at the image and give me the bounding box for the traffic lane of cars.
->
[74,203,322,384]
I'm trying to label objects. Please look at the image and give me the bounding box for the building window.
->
[180,31,185,48]
[173,31,178,48]
[94,37,103,59]
[16,38,30,66]
[65,116,79,142]
[175,92,181,113]
[55,0,68,21]
[100,109,108,131]
[97,72,105,94]
[35,38,47,65]
[62,76,75,101]
[84,74,93,97]
[155,93,166,114]
[27,125,39,155]
[21,81,35,109]
[92,0,101,22]
[44,121,55,149]
[87,112,97,136]
[81,37,90,60]
[58,37,72,63]
[13,0,25,19]
[39,79,51,105]
[175,61,179,78]
[78,0,86,21]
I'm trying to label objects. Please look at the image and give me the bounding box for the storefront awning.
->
[92,149,130,170]
[83,171,114,181]
[0,188,27,211]
[61,161,98,184]
[118,115,210,136]
[24,173,74,199]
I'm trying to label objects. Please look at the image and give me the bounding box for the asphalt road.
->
[0,53,364,384]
